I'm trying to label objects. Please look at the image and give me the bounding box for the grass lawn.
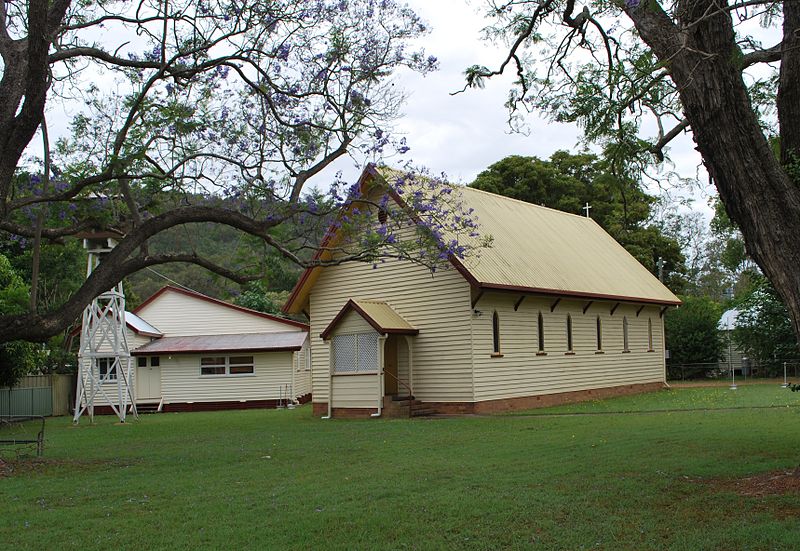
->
[516,383,800,415]
[2,388,799,550]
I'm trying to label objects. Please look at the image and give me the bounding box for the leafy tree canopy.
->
[233,282,292,317]
[0,254,39,386]
[0,0,484,354]
[734,277,800,369]
[664,295,723,366]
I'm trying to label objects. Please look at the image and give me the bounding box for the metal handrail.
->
[383,369,414,400]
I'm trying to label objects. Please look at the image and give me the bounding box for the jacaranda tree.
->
[0,0,480,356]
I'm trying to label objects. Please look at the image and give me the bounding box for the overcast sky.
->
[317,0,718,217]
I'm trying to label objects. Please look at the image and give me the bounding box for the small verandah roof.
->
[320,299,418,340]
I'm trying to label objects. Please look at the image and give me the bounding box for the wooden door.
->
[384,335,398,395]
[137,362,162,401]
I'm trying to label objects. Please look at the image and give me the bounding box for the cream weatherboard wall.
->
[135,290,303,336]
[309,259,475,406]
[471,293,665,401]
[158,351,303,404]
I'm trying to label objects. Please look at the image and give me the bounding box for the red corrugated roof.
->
[130,332,308,355]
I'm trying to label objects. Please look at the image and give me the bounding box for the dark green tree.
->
[233,282,291,316]
[734,278,800,374]
[0,254,38,387]
[664,295,723,368]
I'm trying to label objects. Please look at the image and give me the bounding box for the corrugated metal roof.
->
[352,300,417,331]
[320,299,418,339]
[131,332,307,355]
[376,166,679,305]
[455,186,680,304]
[125,311,163,337]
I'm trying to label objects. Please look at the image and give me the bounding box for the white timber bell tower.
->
[73,233,137,423]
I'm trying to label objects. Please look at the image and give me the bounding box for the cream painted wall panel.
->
[136,291,302,336]
[310,258,473,405]
[333,310,375,334]
[331,374,381,409]
[472,294,665,401]
[160,352,294,403]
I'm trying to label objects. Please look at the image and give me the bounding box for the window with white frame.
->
[200,356,254,376]
[333,333,379,373]
[98,357,117,381]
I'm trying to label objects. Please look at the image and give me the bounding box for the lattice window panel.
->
[357,333,379,372]
[333,334,357,373]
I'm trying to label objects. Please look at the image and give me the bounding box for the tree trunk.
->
[631,0,800,346]
[778,0,800,168]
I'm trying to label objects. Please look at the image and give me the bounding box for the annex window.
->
[492,311,501,354]
[333,333,378,374]
[200,356,254,376]
[566,314,573,352]
[229,356,255,375]
[537,312,545,352]
[623,316,630,352]
[648,318,654,351]
[98,357,117,381]
[137,357,147,368]
[200,356,226,376]
[150,356,160,367]
[596,316,603,351]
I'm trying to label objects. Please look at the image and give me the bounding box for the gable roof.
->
[135,286,308,330]
[68,310,163,339]
[284,165,680,313]
[450,186,680,305]
[126,312,163,337]
[131,331,307,355]
[320,299,419,340]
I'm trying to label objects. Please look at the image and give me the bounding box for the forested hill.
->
[125,222,302,308]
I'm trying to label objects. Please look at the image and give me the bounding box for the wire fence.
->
[666,360,800,382]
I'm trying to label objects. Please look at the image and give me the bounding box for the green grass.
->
[516,384,800,415]
[2,388,800,550]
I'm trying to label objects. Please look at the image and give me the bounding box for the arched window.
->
[492,311,500,354]
[537,311,545,352]
[566,314,573,352]
[596,316,603,351]
[648,318,654,351]
[623,316,629,352]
